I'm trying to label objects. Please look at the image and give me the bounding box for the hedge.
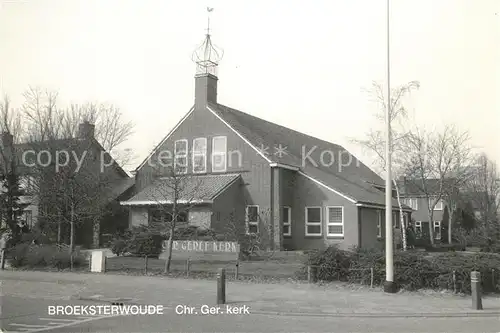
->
[9,244,86,269]
[305,246,500,294]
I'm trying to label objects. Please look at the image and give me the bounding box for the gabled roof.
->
[121,173,241,206]
[396,178,457,197]
[207,103,405,209]
[6,137,129,179]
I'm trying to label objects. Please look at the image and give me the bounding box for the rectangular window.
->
[428,198,443,211]
[149,209,188,225]
[212,136,227,172]
[326,206,343,237]
[377,210,382,238]
[19,175,36,195]
[282,206,291,236]
[405,198,418,210]
[392,212,401,229]
[434,220,441,240]
[174,139,188,174]
[246,205,259,234]
[305,207,322,236]
[415,221,422,239]
[192,137,207,173]
[21,210,33,229]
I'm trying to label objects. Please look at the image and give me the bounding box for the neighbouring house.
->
[120,30,412,251]
[0,122,134,248]
[397,177,456,242]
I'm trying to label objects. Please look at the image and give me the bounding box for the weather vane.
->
[207,7,214,35]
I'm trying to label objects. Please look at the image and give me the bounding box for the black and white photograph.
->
[0,1,499,332]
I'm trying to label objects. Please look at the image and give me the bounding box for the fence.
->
[305,263,500,294]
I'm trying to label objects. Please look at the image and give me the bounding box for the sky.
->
[1,0,499,173]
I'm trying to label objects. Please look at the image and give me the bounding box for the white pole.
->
[384,0,396,293]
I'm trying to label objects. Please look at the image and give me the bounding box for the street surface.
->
[0,296,118,332]
[1,296,500,333]
[1,270,500,332]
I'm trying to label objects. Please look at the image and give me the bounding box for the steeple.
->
[192,7,224,107]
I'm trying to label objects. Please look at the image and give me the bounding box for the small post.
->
[70,253,73,271]
[307,265,312,283]
[0,249,5,270]
[144,255,148,275]
[217,268,226,304]
[370,267,374,288]
[186,258,190,277]
[452,270,457,293]
[471,271,483,310]
[235,260,239,280]
[492,268,495,291]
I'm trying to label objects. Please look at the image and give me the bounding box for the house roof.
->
[396,178,457,197]
[9,138,129,179]
[121,173,241,206]
[208,103,406,209]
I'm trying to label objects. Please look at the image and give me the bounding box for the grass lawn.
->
[105,256,303,278]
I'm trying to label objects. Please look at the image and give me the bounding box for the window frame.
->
[434,220,441,240]
[192,137,207,174]
[406,198,418,210]
[305,206,322,236]
[174,139,188,174]
[377,210,382,238]
[326,206,344,237]
[434,199,443,211]
[415,220,422,239]
[245,205,259,235]
[282,206,291,237]
[211,136,227,173]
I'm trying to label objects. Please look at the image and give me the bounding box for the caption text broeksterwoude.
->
[48,305,164,316]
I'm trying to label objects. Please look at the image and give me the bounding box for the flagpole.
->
[384,0,396,294]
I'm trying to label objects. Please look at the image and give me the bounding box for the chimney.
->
[78,121,95,140]
[195,73,218,107]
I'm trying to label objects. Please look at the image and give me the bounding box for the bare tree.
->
[353,80,420,250]
[20,87,136,168]
[465,153,500,241]
[145,165,204,273]
[400,125,475,245]
[0,95,26,241]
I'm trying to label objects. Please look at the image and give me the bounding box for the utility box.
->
[91,251,106,273]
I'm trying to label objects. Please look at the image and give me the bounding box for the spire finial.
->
[207,7,213,36]
[192,7,224,76]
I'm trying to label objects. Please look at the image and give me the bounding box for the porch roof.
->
[120,173,241,206]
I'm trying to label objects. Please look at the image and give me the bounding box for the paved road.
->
[0,296,118,333]
[2,297,500,333]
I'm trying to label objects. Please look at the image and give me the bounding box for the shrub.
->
[9,244,86,269]
[303,246,500,294]
[127,231,165,257]
[20,231,51,245]
[111,239,128,256]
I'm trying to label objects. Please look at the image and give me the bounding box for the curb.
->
[73,296,500,318]
[249,310,500,318]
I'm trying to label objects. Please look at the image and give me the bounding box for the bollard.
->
[471,271,483,310]
[0,249,5,270]
[235,260,239,280]
[144,255,148,275]
[217,268,226,304]
[307,265,312,283]
[452,270,457,293]
[370,267,374,288]
[186,258,190,277]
